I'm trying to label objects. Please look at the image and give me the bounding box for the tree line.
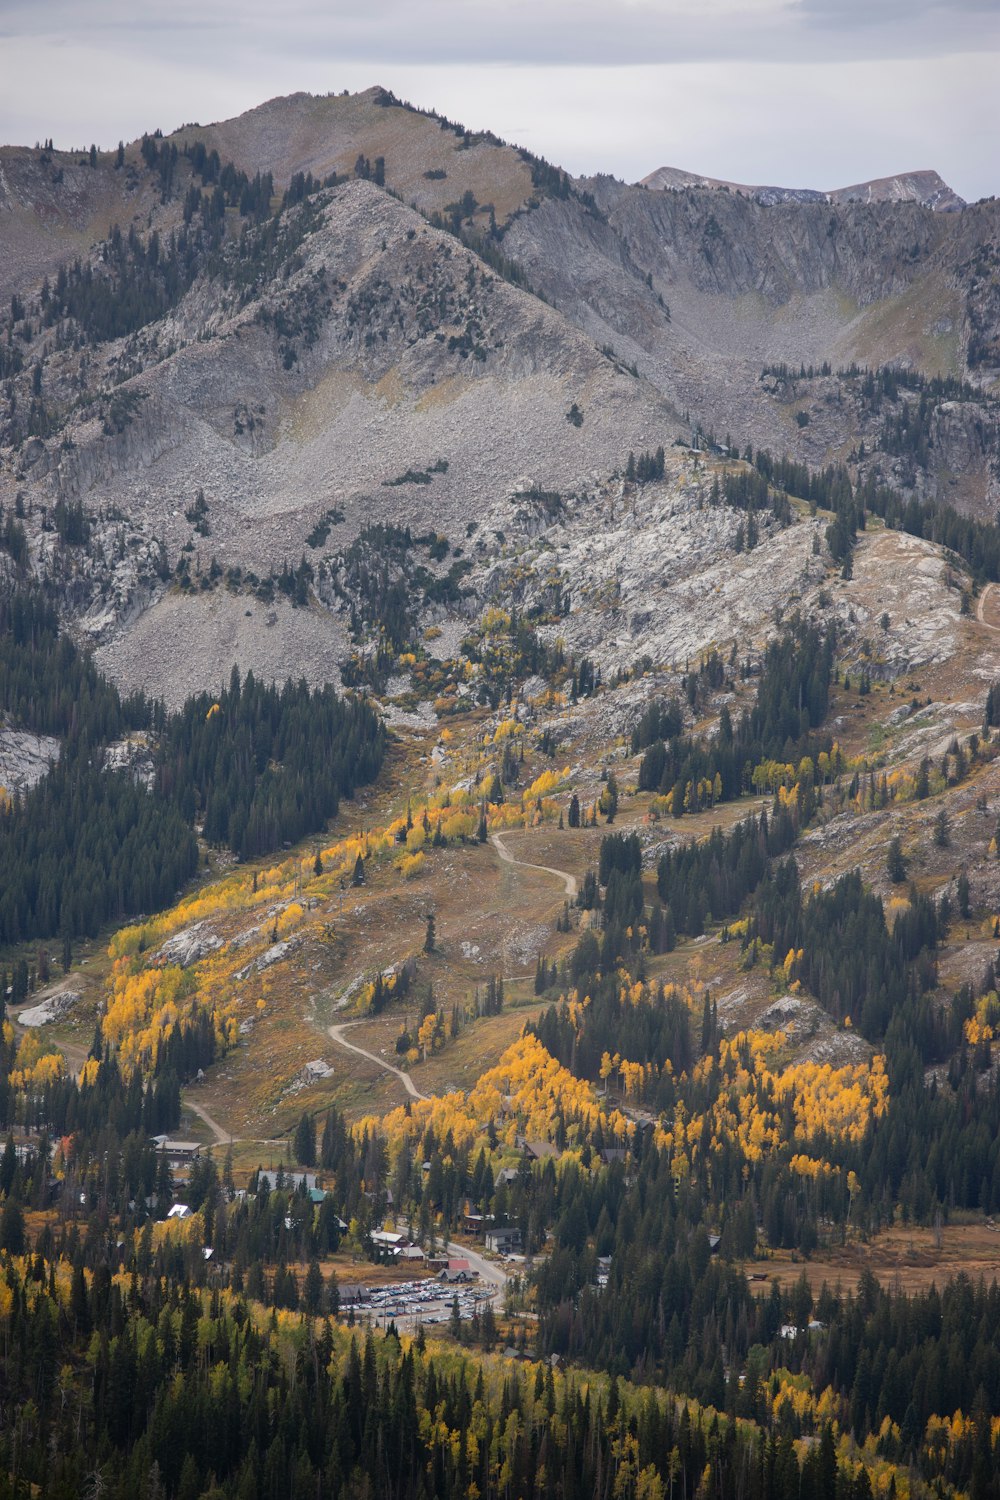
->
[0,586,385,943]
[638,620,835,810]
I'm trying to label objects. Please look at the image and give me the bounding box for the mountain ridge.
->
[0,87,998,704]
[639,164,966,213]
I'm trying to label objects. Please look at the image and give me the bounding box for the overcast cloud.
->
[0,1,995,200]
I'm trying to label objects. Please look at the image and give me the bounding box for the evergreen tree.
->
[886,836,907,883]
[304,1259,324,1315]
[294,1111,316,1167]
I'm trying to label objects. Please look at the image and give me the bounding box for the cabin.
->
[516,1137,559,1162]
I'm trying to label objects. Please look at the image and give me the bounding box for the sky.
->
[0,0,996,201]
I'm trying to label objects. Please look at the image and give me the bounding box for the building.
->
[485,1225,522,1254]
[370,1230,405,1255]
[516,1138,559,1162]
[256,1169,318,1193]
[151,1138,202,1163]
[437,1258,474,1283]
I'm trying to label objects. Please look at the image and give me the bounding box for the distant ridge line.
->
[638,165,965,212]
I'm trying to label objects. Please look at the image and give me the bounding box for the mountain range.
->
[0,87,997,703]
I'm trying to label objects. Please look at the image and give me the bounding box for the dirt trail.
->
[191,828,582,1133]
[53,1035,90,1079]
[978,583,1000,631]
[185,1097,234,1146]
[491,832,578,901]
[328,1020,427,1100]
[8,1015,89,1082]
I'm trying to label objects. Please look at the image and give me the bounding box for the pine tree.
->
[294,1111,316,1167]
[304,1259,324,1315]
[886,836,907,883]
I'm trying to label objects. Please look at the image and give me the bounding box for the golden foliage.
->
[8,1031,66,1091]
[656,1030,889,1170]
[360,1033,626,1163]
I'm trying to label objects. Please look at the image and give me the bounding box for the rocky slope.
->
[0,160,682,700]
[0,89,998,702]
[502,178,1000,514]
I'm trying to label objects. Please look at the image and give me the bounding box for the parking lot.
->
[341,1277,497,1331]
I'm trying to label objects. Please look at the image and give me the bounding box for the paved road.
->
[446,1239,507,1289]
[395,1213,508,1291]
[328,1020,427,1100]
[491,832,578,901]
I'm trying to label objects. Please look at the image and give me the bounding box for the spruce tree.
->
[294,1111,316,1168]
[886,836,907,883]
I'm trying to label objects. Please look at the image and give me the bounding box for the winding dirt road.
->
[325,836,577,1096]
[977,583,1000,632]
[199,830,584,1136]
[491,832,578,901]
[328,1020,427,1100]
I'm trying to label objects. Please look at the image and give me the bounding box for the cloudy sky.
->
[0,0,996,200]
